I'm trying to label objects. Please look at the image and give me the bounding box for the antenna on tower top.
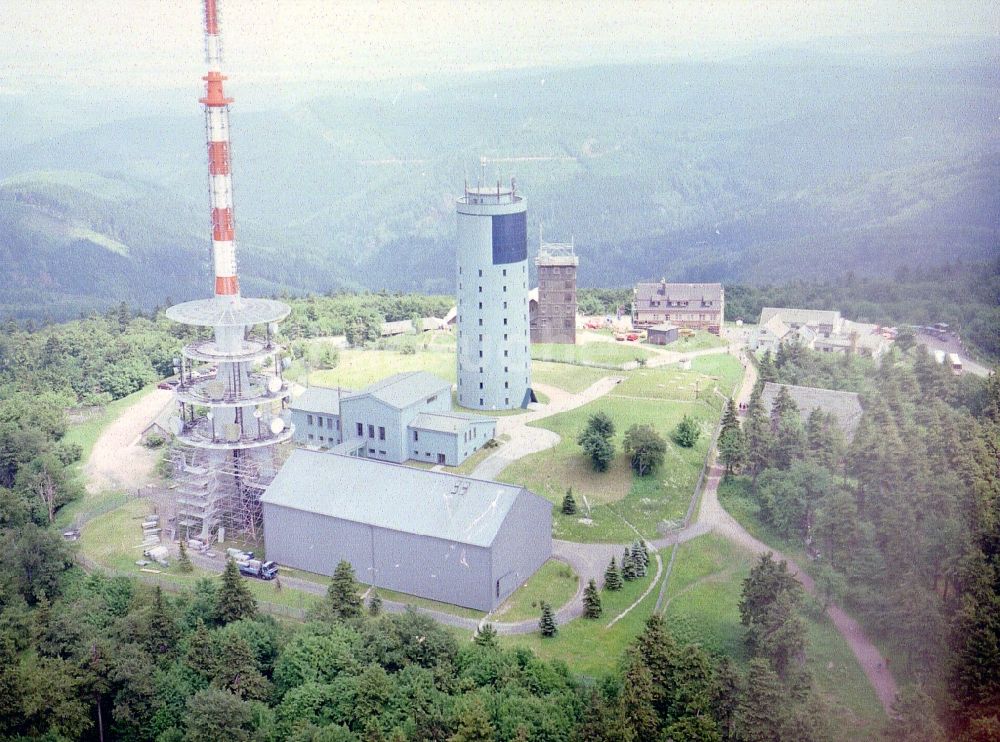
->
[200,0,240,301]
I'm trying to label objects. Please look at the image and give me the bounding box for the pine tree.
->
[632,541,649,578]
[539,602,557,637]
[323,559,363,620]
[474,623,498,648]
[178,539,193,573]
[620,651,659,742]
[561,488,577,515]
[604,557,623,591]
[184,619,217,679]
[583,579,602,618]
[721,397,739,435]
[214,633,270,701]
[368,588,382,617]
[213,559,257,625]
[622,547,637,581]
[146,585,180,656]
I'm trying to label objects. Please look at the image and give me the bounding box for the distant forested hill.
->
[2,46,997,318]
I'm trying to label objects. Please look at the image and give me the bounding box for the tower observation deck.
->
[455,181,532,410]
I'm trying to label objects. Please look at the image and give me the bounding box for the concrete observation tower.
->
[164,0,292,542]
[456,180,533,410]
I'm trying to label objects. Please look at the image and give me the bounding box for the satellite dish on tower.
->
[168,416,183,436]
[267,377,282,394]
[269,418,286,435]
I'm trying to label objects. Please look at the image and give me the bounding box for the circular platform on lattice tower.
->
[166,297,290,328]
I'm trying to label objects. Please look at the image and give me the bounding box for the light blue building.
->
[261,449,553,611]
[290,371,496,466]
[456,182,533,410]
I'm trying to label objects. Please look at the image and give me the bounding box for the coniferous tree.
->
[622,547,637,581]
[213,559,257,625]
[604,557,623,591]
[620,651,659,742]
[721,397,739,435]
[579,429,615,472]
[178,539,193,573]
[539,602,557,637]
[214,633,270,701]
[473,623,498,648]
[368,588,383,617]
[146,585,180,657]
[719,423,747,476]
[184,619,217,680]
[631,541,649,578]
[323,559,363,620]
[583,579,602,618]
[561,488,577,515]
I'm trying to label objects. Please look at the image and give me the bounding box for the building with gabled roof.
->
[290,372,496,466]
[632,282,724,334]
[261,449,552,610]
[760,382,864,440]
[753,308,891,358]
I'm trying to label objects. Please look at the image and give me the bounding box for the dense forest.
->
[718,346,1000,739]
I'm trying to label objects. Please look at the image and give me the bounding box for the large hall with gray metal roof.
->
[261,449,552,611]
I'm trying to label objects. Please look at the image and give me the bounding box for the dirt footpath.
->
[83,389,174,494]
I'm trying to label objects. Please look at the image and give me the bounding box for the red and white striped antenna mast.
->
[200,0,239,302]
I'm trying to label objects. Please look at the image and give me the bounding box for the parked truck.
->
[238,559,279,580]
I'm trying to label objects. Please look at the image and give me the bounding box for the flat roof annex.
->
[410,411,496,434]
[260,449,527,547]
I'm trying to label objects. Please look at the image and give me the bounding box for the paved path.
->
[82,347,899,706]
[471,377,624,480]
[696,462,898,713]
[83,389,174,494]
[686,352,898,714]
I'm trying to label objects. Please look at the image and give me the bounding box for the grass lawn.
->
[371,586,485,621]
[714,477,810,563]
[663,534,886,741]
[689,354,744,399]
[77,500,320,613]
[492,559,578,622]
[656,331,729,352]
[498,569,658,678]
[307,348,456,389]
[531,361,614,393]
[532,341,653,367]
[500,395,718,542]
[451,434,511,475]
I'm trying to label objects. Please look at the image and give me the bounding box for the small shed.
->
[647,323,679,346]
[140,421,171,446]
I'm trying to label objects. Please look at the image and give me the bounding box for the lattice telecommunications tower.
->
[164,0,292,542]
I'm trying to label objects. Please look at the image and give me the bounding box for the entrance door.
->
[437,453,446,464]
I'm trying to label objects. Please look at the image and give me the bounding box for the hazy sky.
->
[3,0,998,91]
